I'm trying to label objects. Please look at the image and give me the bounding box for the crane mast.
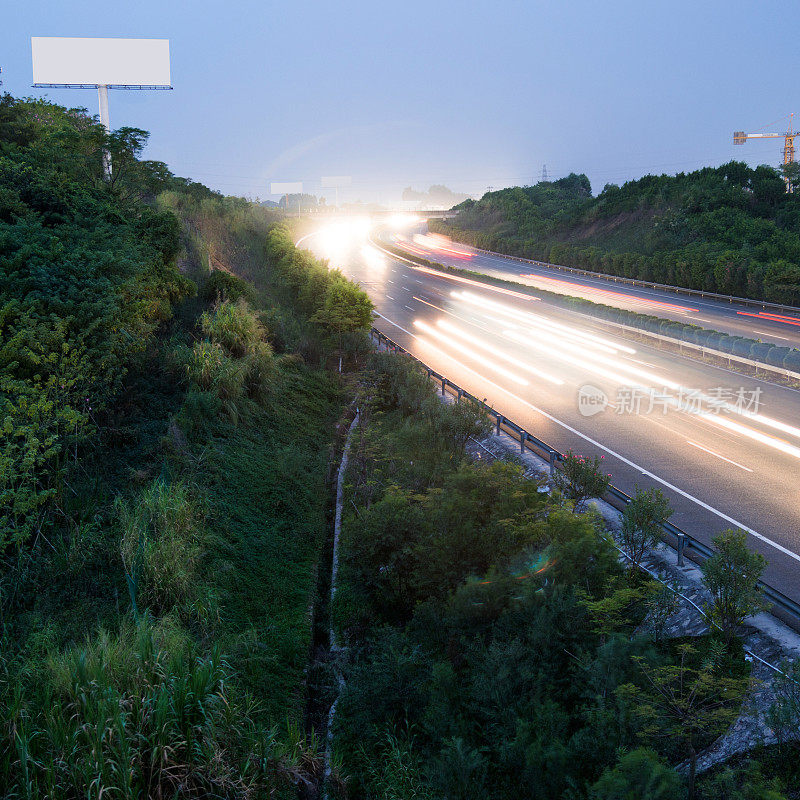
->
[733,113,798,192]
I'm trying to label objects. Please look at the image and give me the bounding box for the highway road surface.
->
[300,217,800,605]
[385,226,800,349]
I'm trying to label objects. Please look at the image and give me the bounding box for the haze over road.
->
[301,217,800,605]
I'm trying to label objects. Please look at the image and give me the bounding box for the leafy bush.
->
[620,487,673,571]
[185,340,246,402]
[701,529,768,644]
[553,450,612,511]
[187,301,275,411]
[199,269,255,304]
[200,299,267,358]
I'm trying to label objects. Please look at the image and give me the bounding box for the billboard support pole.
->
[30,38,172,182]
[97,84,112,178]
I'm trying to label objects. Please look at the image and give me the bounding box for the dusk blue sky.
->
[2,1,794,204]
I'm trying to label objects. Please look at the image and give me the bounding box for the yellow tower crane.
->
[733,113,799,192]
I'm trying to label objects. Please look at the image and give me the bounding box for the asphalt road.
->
[385,227,800,348]
[301,220,800,605]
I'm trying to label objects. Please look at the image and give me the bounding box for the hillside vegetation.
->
[0,93,372,797]
[5,92,800,800]
[433,164,800,303]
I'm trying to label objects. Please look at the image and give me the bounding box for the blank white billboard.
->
[321,175,352,188]
[32,37,171,87]
[270,182,303,194]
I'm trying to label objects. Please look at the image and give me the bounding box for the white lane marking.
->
[413,296,446,312]
[404,305,414,311]
[386,295,395,300]
[754,330,790,341]
[402,286,410,291]
[686,440,753,472]
[374,312,800,563]
[294,230,318,247]
[387,279,395,284]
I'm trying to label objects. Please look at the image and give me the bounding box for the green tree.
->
[780,162,800,194]
[701,529,768,644]
[312,278,374,371]
[591,748,684,800]
[620,487,673,573]
[619,641,749,800]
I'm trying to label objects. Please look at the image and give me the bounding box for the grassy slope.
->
[161,196,345,723]
[193,365,341,721]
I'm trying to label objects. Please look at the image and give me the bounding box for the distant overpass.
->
[295,208,458,219]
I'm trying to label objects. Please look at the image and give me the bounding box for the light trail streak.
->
[414,320,530,386]
[436,319,564,385]
[456,291,635,354]
[411,233,473,259]
[737,311,800,327]
[504,329,655,388]
[410,266,539,301]
[520,273,698,314]
[700,414,800,460]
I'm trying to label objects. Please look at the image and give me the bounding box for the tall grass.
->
[1,617,329,798]
[200,299,267,359]
[118,480,204,616]
[184,301,275,414]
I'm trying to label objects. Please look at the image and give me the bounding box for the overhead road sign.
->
[270,182,303,194]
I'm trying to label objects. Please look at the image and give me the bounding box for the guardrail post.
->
[441,378,446,396]
[519,431,526,453]
[677,533,686,567]
[457,389,463,402]
[496,414,502,435]
[549,450,557,476]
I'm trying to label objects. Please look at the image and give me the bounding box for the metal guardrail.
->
[458,243,800,315]
[370,326,800,626]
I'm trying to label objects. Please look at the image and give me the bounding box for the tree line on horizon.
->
[435,162,800,304]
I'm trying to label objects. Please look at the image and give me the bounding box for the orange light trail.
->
[737,310,800,327]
